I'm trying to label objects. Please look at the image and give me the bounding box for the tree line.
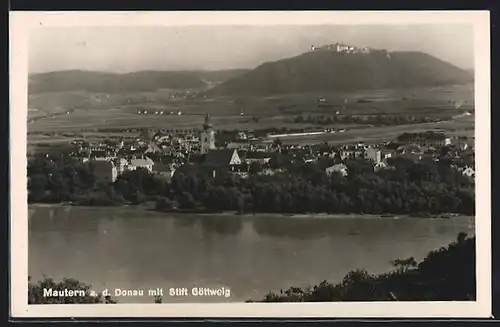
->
[294,114,447,126]
[28,151,474,216]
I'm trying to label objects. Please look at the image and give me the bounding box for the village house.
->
[461,166,475,179]
[364,146,382,163]
[302,155,317,163]
[90,150,115,161]
[397,144,423,155]
[325,163,348,177]
[144,142,161,154]
[155,135,170,143]
[115,158,129,174]
[129,157,155,172]
[397,131,451,148]
[236,132,248,140]
[451,138,471,151]
[90,160,118,183]
[321,150,337,159]
[373,160,395,173]
[239,151,273,165]
[226,139,262,151]
[381,148,396,160]
[340,147,364,160]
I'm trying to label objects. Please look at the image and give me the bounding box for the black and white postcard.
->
[10,11,491,318]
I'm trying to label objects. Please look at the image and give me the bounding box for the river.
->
[28,206,475,303]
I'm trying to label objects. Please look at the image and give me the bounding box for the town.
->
[32,114,475,184]
[27,111,476,217]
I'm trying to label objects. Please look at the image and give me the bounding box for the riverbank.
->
[28,203,467,220]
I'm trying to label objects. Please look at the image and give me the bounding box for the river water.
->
[28,206,475,303]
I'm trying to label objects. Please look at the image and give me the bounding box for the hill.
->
[28,69,248,94]
[207,51,474,96]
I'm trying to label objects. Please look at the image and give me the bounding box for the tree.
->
[28,149,475,216]
[155,197,175,211]
[28,173,48,202]
[255,234,475,302]
[179,192,196,209]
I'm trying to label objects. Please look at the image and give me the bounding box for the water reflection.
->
[252,216,333,239]
[200,215,243,235]
[249,215,473,240]
[29,206,100,233]
[171,215,197,228]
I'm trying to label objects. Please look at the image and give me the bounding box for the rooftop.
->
[202,149,238,167]
[131,158,154,166]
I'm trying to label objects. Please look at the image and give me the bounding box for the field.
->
[27,83,474,150]
[278,115,474,145]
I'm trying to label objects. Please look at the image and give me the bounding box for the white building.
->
[227,141,251,150]
[236,132,247,140]
[129,157,155,172]
[325,163,348,177]
[462,167,475,178]
[364,146,382,163]
[336,43,350,52]
[341,149,364,160]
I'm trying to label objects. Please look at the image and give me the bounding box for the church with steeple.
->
[200,114,216,154]
[175,113,244,179]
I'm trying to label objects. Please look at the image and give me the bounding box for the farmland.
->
[27,83,474,151]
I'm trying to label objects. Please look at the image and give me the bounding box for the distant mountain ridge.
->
[207,50,474,96]
[28,69,249,94]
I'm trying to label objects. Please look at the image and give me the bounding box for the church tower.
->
[200,114,216,154]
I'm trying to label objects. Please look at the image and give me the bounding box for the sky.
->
[29,25,474,74]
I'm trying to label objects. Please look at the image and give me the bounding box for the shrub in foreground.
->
[251,232,475,302]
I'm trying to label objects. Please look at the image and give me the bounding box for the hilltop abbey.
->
[310,42,369,53]
[310,42,391,58]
